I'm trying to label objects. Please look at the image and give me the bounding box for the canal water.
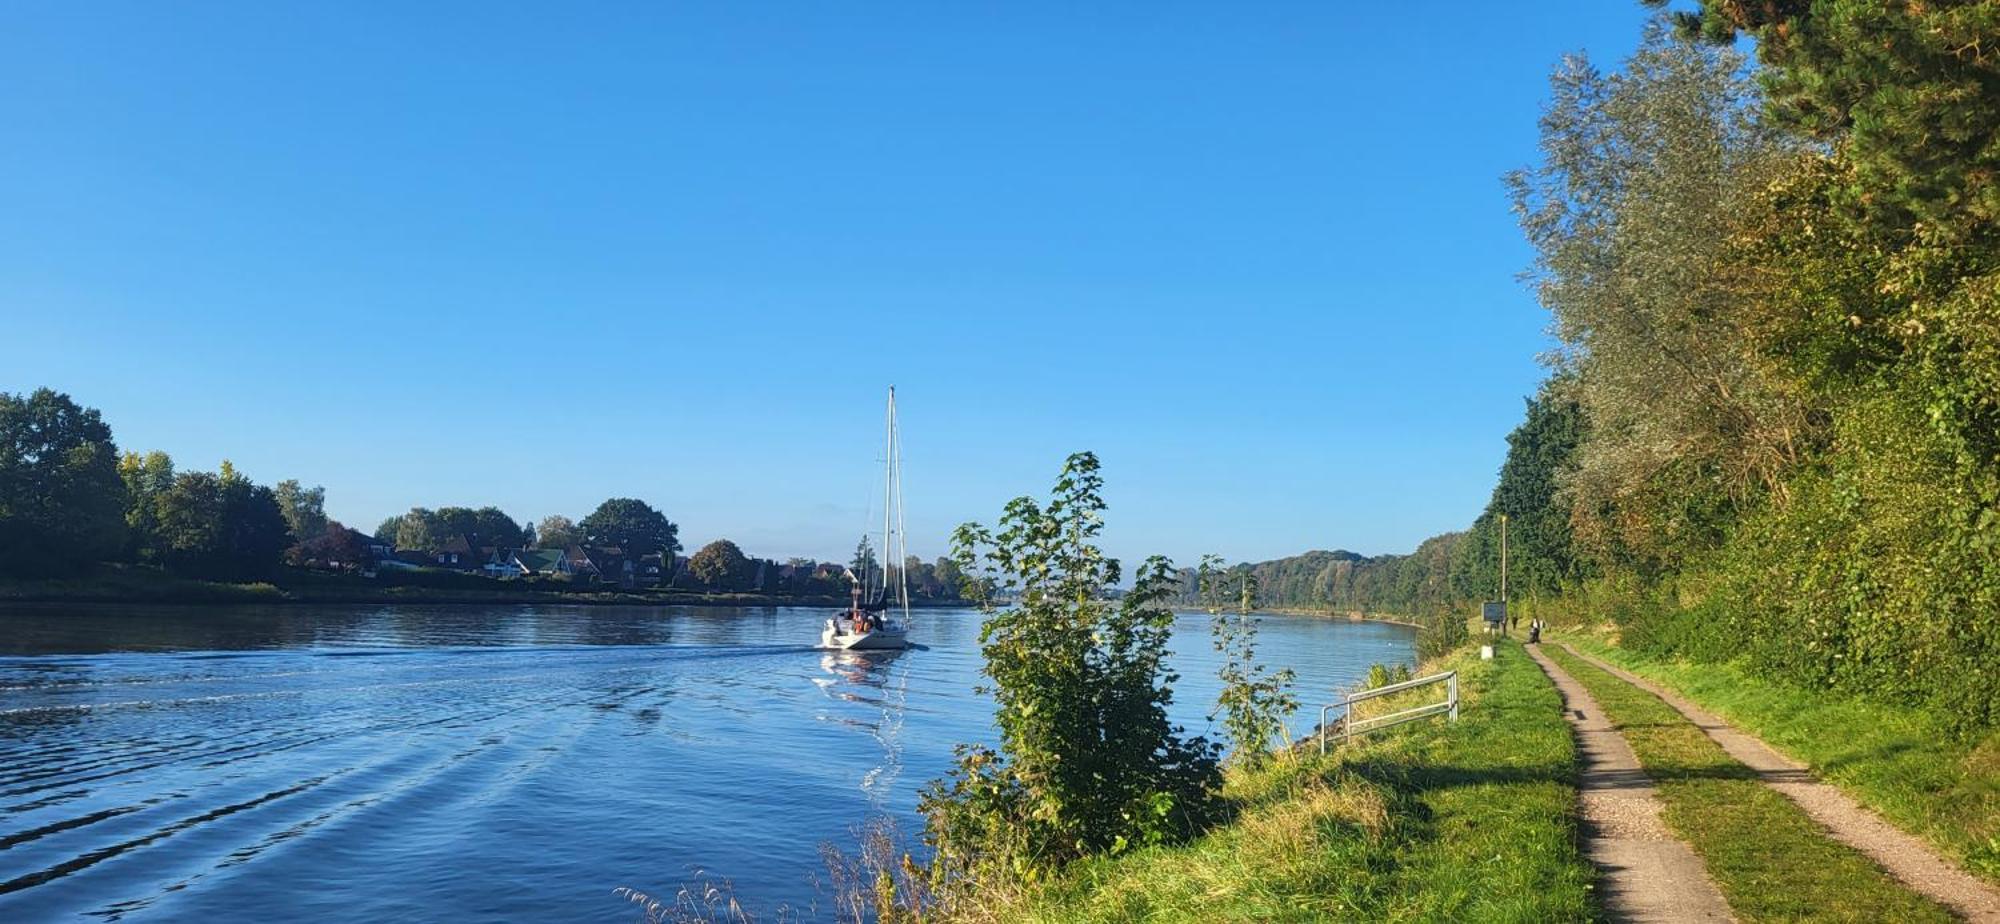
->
[0,604,1415,921]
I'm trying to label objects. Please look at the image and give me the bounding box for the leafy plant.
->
[1198,556,1297,766]
[920,452,1221,898]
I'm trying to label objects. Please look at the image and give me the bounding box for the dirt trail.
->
[1524,644,1735,923]
[1557,642,2000,923]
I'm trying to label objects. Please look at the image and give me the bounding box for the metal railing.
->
[1317,670,1459,755]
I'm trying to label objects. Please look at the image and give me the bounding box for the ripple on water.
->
[0,604,1415,921]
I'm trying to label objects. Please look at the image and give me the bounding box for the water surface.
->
[0,603,1414,920]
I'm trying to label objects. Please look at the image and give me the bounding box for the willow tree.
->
[1507,25,1817,568]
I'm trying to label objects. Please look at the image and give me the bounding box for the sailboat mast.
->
[883,387,896,609]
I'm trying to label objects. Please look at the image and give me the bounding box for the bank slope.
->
[999,639,1592,923]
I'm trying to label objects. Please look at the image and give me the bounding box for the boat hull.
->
[821,622,909,651]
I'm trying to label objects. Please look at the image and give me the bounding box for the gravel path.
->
[1525,643,1735,923]
[1557,642,2000,923]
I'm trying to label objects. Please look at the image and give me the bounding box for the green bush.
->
[922,453,1223,898]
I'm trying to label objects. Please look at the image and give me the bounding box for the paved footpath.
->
[1557,642,2000,924]
[1524,644,1735,923]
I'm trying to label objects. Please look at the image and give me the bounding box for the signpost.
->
[1482,514,1510,636]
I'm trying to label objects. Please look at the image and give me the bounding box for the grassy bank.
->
[0,563,861,608]
[1562,635,2000,885]
[984,638,1591,923]
[1541,646,1952,922]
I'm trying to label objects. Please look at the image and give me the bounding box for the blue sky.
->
[0,3,1663,567]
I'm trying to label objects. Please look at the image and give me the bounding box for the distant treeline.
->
[0,388,960,602]
[1176,542,1470,618]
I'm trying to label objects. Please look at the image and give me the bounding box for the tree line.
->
[1182,389,1582,659]
[0,389,676,587]
[1305,6,1999,736]
[0,387,968,600]
[1196,4,1999,735]
[0,389,300,582]
[1499,4,2000,735]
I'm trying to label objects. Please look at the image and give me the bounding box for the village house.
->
[497,548,570,578]
[433,534,479,570]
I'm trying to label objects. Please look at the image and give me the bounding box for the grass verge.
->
[1541,645,1953,923]
[990,639,1593,923]
[1562,636,2000,884]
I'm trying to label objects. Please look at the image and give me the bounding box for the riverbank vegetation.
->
[1212,2,2000,752]
[1133,8,2000,913]
[1198,556,1297,764]
[827,454,1583,922]
[919,452,1226,900]
[1507,4,2000,735]
[956,638,1588,923]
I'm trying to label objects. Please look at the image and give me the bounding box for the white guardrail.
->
[1317,670,1459,755]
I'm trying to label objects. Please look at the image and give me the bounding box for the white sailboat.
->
[821,387,912,651]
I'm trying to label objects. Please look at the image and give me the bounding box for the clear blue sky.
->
[0,3,1664,567]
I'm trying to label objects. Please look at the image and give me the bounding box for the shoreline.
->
[1255,606,1425,630]
[0,565,972,610]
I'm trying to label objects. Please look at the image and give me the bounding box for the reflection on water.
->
[817,650,908,812]
[0,603,1412,921]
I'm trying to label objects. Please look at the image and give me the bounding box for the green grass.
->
[990,639,1594,923]
[0,562,285,602]
[1562,636,2000,884]
[1541,646,1953,923]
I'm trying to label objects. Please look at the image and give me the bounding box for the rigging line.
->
[893,390,910,620]
[883,386,895,607]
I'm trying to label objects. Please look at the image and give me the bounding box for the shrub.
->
[921,453,1222,898]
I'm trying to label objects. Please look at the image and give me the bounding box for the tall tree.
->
[391,507,437,552]
[0,389,126,574]
[1660,0,2000,239]
[430,507,480,543]
[154,466,290,580]
[1454,387,1588,600]
[534,514,579,549]
[118,450,175,563]
[1508,26,1810,568]
[850,535,878,583]
[579,498,679,559]
[687,539,751,589]
[469,507,525,549]
[273,479,329,543]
